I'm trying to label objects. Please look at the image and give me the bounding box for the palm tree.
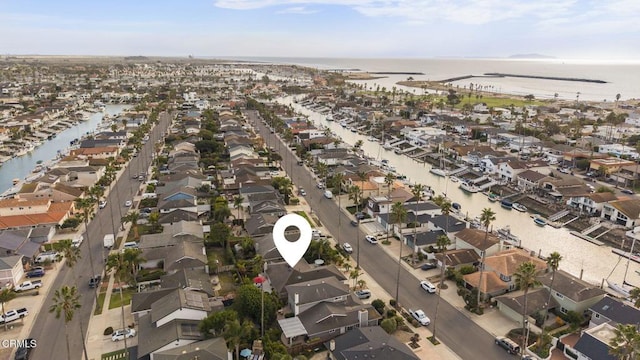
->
[233,196,243,220]
[431,234,451,343]
[57,239,89,360]
[348,185,363,268]
[514,262,541,357]
[316,162,328,187]
[539,252,562,346]
[148,211,160,232]
[106,253,131,355]
[610,323,640,360]
[49,286,81,360]
[74,196,99,304]
[384,173,396,241]
[391,201,408,305]
[0,288,16,331]
[123,248,145,290]
[122,211,140,239]
[410,184,425,262]
[477,207,496,306]
[223,319,242,360]
[334,172,344,243]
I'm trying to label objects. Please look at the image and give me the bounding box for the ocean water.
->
[227,56,640,102]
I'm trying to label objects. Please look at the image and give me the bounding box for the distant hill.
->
[508,54,556,59]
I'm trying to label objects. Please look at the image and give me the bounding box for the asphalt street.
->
[29,112,172,360]
[247,110,512,360]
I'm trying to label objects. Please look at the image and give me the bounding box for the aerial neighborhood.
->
[1,57,640,360]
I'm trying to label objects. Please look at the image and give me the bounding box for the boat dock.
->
[569,230,605,246]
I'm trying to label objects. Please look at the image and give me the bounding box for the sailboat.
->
[607,232,639,299]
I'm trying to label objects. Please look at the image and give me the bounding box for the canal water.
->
[0,105,130,194]
[277,95,640,288]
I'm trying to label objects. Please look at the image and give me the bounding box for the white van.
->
[122,241,139,252]
[141,193,157,200]
[324,190,333,199]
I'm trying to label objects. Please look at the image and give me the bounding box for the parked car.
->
[89,275,102,289]
[316,182,325,189]
[495,336,520,355]
[350,220,359,226]
[409,309,430,326]
[111,328,136,341]
[13,281,42,292]
[26,267,45,278]
[124,200,132,207]
[622,189,635,195]
[342,243,353,254]
[355,212,366,220]
[355,290,371,299]
[0,308,28,324]
[14,339,35,360]
[299,188,306,196]
[35,251,59,264]
[420,262,437,271]
[365,235,378,244]
[72,235,84,248]
[420,280,437,294]
[99,200,107,209]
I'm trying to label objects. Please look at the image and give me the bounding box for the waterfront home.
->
[17,182,84,202]
[0,200,73,230]
[497,160,529,182]
[70,146,119,160]
[567,192,618,215]
[538,269,606,316]
[540,175,592,203]
[495,288,559,326]
[570,323,617,360]
[433,248,480,270]
[588,296,640,329]
[515,170,548,192]
[601,198,640,227]
[454,228,501,258]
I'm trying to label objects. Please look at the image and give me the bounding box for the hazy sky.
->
[2,0,639,60]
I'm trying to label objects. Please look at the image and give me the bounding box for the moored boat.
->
[449,176,460,183]
[430,168,447,177]
[459,181,480,193]
[512,203,527,212]
[534,216,547,226]
[488,193,500,202]
[612,248,640,264]
[500,198,513,209]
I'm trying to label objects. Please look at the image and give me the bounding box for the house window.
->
[555,292,564,299]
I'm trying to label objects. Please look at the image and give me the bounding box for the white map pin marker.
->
[273,213,312,267]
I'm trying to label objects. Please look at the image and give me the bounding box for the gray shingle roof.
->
[589,296,640,325]
[286,277,349,306]
[538,270,606,303]
[325,326,419,360]
[137,314,203,358]
[150,289,211,324]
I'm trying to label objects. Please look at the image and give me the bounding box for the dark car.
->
[355,212,366,220]
[622,189,635,195]
[350,220,359,226]
[14,339,35,360]
[421,263,437,270]
[89,275,102,288]
[25,268,45,278]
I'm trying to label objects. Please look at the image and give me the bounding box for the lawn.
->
[109,288,135,310]
[294,211,316,227]
[217,272,236,296]
[454,95,544,109]
[94,291,107,315]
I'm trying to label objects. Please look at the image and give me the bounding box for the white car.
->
[111,328,136,341]
[365,235,378,244]
[420,280,437,294]
[72,235,84,248]
[409,309,430,326]
[99,200,107,209]
[124,200,132,207]
[299,188,306,196]
[342,243,353,254]
[317,182,325,189]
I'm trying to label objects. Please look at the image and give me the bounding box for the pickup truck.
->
[13,281,42,292]
[0,308,28,324]
[409,309,431,326]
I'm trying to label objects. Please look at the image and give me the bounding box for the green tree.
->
[209,222,232,249]
[514,262,541,357]
[410,184,426,261]
[233,196,243,220]
[233,284,279,325]
[49,286,81,360]
[630,287,640,308]
[200,309,238,338]
[477,207,496,306]
[223,319,243,360]
[539,252,562,346]
[0,288,16,331]
[380,318,398,334]
[123,248,145,288]
[391,202,408,304]
[106,253,131,354]
[148,211,160,232]
[122,211,140,239]
[431,234,451,343]
[58,239,81,269]
[212,196,232,223]
[74,197,97,278]
[610,323,640,360]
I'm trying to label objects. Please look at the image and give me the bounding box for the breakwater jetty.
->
[438,73,607,84]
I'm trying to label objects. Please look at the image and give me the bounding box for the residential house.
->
[265,260,347,301]
[588,296,640,329]
[589,158,635,178]
[160,269,216,297]
[324,326,419,360]
[516,170,547,192]
[245,213,280,237]
[151,338,229,360]
[0,229,42,259]
[497,161,529,182]
[570,323,617,360]
[287,277,350,316]
[0,255,24,288]
[17,182,84,202]
[601,198,640,227]
[538,270,606,316]
[131,288,178,322]
[495,288,559,326]
[568,192,618,215]
[0,201,73,230]
[70,146,119,160]
[540,175,592,202]
[454,228,501,257]
[433,249,480,270]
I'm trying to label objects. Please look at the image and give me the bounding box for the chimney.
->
[329,339,336,351]
[358,309,369,327]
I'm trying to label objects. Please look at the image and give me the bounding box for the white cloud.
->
[275,6,318,14]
